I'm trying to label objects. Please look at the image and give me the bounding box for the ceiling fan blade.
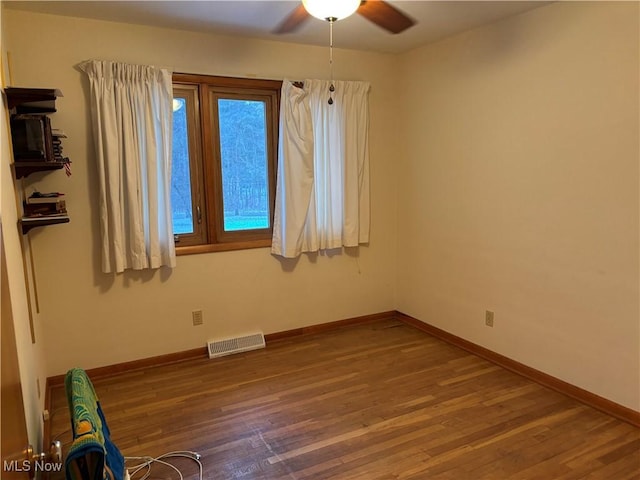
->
[274,4,310,34]
[357,1,416,34]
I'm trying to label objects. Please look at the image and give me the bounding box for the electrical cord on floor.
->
[125,451,203,480]
[49,405,203,479]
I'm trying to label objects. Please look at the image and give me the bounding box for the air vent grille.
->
[207,333,265,359]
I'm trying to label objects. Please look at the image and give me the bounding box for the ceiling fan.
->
[275,0,416,35]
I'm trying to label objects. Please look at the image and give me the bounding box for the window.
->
[172,74,280,254]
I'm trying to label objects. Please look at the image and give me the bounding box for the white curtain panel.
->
[272,79,370,258]
[79,60,176,273]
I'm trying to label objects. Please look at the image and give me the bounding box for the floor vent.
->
[207,333,265,359]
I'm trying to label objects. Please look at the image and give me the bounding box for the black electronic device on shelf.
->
[10,114,54,161]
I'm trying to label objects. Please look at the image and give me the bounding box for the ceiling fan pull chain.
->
[328,19,334,105]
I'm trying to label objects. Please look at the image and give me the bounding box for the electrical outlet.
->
[192,310,203,326]
[485,310,494,327]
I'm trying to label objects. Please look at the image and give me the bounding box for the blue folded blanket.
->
[65,368,125,480]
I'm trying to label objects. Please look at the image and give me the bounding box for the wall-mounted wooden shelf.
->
[19,216,70,234]
[12,161,67,179]
[5,87,61,114]
[7,87,71,235]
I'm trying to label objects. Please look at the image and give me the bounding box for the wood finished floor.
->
[49,319,640,480]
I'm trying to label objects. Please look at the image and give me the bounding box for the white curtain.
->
[79,60,176,273]
[272,79,370,258]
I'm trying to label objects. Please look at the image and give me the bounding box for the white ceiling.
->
[3,1,549,54]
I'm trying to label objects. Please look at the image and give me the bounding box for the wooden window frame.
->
[172,84,206,247]
[172,73,281,255]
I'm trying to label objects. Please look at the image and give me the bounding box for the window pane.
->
[218,99,270,232]
[171,97,194,235]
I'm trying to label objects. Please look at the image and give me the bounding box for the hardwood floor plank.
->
[48,320,639,479]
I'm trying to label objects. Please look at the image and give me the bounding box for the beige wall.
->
[4,1,638,413]
[2,9,399,377]
[397,1,639,410]
[1,4,47,449]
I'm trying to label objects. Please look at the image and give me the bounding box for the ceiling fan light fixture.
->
[302,0,360,22]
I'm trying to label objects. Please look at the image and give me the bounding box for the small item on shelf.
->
[9,112,68,164]
[51,128,67,138]
[23,192,68,222]
[10,114,54,161]
[24,200,67,216]
[26,191,65,203]
[51,129,69,165]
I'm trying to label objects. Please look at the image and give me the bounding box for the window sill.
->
[176,239,272,256]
